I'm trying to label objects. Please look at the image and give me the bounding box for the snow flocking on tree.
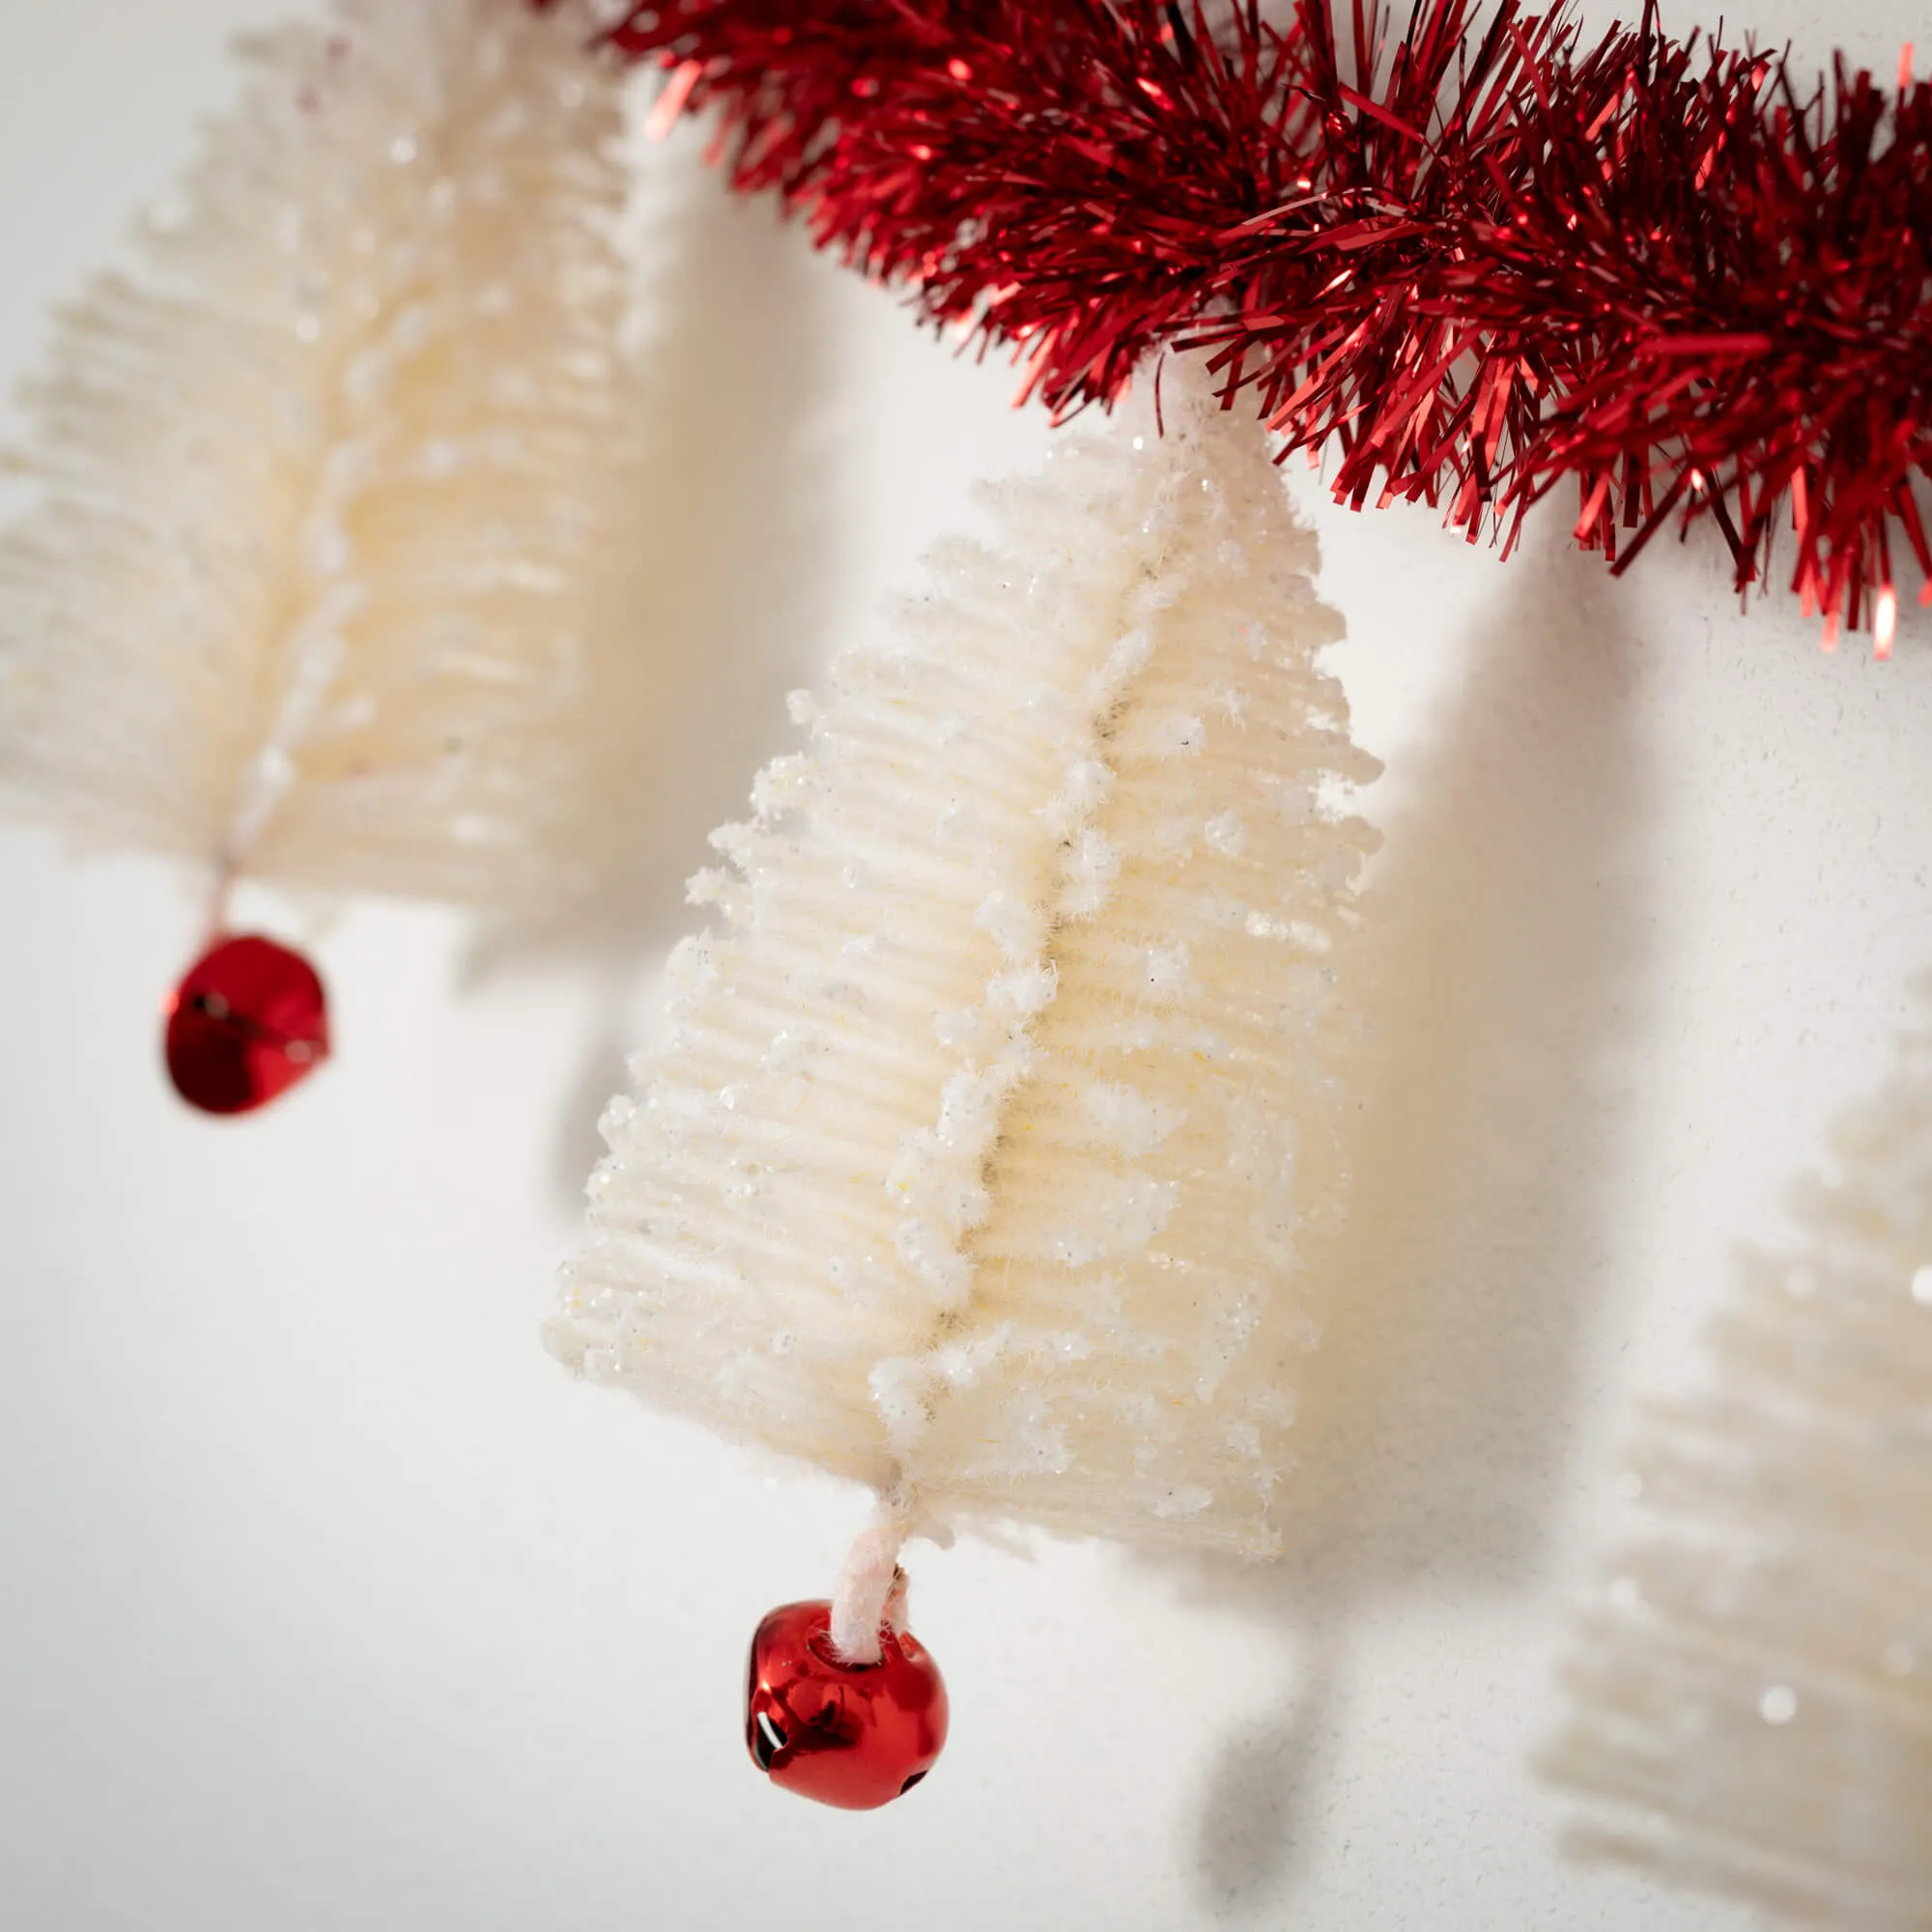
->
[549,374,1382,1649]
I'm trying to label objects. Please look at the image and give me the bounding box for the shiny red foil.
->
[746,1600,948,1809]
[163,934,330,1116]
[604,1,1932,639]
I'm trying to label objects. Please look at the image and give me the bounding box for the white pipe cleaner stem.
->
[829,1496,918,1665]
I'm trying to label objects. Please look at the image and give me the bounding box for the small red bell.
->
[746,1600,948,1809]
[163,933,329,1116]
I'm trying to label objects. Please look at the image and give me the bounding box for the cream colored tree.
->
[0,0,643,1107]
[549,372,1381,1798]
[1549,1001,1932,1926]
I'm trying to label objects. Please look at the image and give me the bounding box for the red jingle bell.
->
[746,1600,948,1810]
[163,933,330,1116]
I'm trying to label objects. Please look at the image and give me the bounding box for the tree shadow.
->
[465,131,838,1207]
[1190,531,1655,1909]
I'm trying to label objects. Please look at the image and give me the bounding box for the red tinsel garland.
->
[603,1,1932,645]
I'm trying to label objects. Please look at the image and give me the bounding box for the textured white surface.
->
[1,3,1928,1929]
[554,383,1378,1577]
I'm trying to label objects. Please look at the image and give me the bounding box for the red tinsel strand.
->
[604,0,1932,635]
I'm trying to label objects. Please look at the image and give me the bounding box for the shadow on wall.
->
[1190,531,1654,1909]
[467,129,838,1208]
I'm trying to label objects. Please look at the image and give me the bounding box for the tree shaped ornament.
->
[0,0,639,1113]
[549,374,1381,1805]
[1548,1005,1932,1925]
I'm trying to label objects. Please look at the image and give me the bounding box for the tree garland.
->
[603,1,1932,646]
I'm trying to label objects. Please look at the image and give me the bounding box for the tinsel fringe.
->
[605,0,1932,642]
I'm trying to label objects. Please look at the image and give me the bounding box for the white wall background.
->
[0,4,1923,1927]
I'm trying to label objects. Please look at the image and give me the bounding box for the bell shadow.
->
[1190,531,1654,1909]
[465,132,838,1205]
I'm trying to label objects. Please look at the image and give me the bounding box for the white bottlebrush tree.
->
[1549,1003,1932,1928]
[0,0,639,913]
[549,374,1381,1646]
